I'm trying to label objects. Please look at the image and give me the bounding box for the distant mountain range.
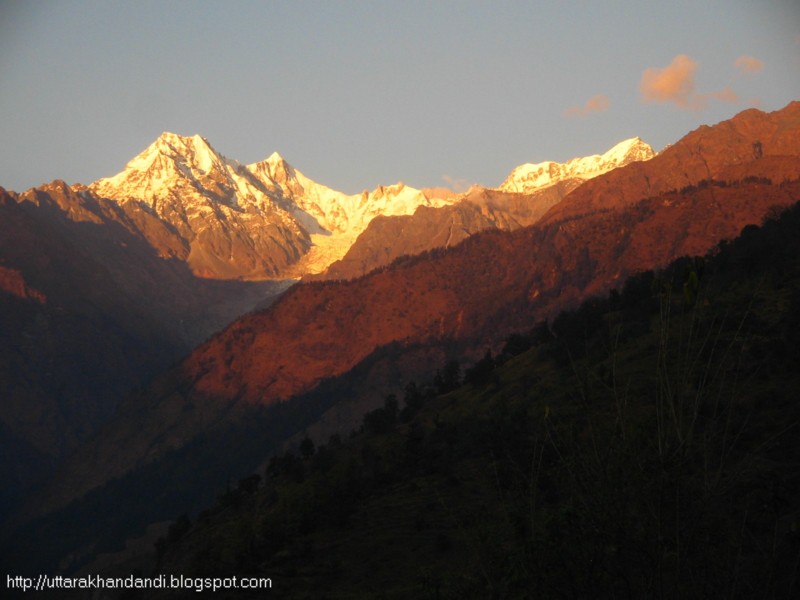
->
[2,101,799,581]
[0,132,656,498]
[315,138,655,280]
[87,132,456,279]
[7,132,658,282]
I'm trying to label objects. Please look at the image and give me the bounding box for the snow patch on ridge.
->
[246,154,455,237]
[85,132,655,277]
[499,138,656,194]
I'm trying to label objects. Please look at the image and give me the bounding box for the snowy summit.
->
[85,132,655,277]
[499,138,655,194]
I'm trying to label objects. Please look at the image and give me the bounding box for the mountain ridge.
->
[310,138,657,280]
[0,129,660,505]
[540,101,800,226]
[35,101,800,517]
[149,200,800,598]
[72,132,657,278]
[4,102,800,576]
[0,181,291,504]
[19,176,800,570]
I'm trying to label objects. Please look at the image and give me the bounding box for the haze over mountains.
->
[2,102,799,586]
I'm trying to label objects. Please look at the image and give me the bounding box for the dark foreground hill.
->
[5,194,800,596]
[152,201,800,599]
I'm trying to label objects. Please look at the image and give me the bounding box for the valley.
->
[1,102,799,596]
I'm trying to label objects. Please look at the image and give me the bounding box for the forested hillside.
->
[151,202,800,599]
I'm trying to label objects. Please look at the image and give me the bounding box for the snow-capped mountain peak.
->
[155,132,220,173]
[133,132,223,174]
[499,137,655,194]
[248,153,455,235]
[601,137,655,168]
[251,151,299,189]
[83,132,656,279]
[265,150,287,165]
[244,153,461,274]
[87,133,311,279]
[90,132,239,203]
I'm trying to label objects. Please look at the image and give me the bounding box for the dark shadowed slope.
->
[0,184,289,508]
[153,201,800,599]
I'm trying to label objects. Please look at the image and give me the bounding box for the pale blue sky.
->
[1,0,798,194]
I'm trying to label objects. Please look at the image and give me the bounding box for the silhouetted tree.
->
[497,333,533,364]
[300,436,315,459]
[363,395,399,435]
[464,349,496,386]
[434,360,461,394]
[166,514,191,544]
[237,474,261,495]
[266,451,305,483]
